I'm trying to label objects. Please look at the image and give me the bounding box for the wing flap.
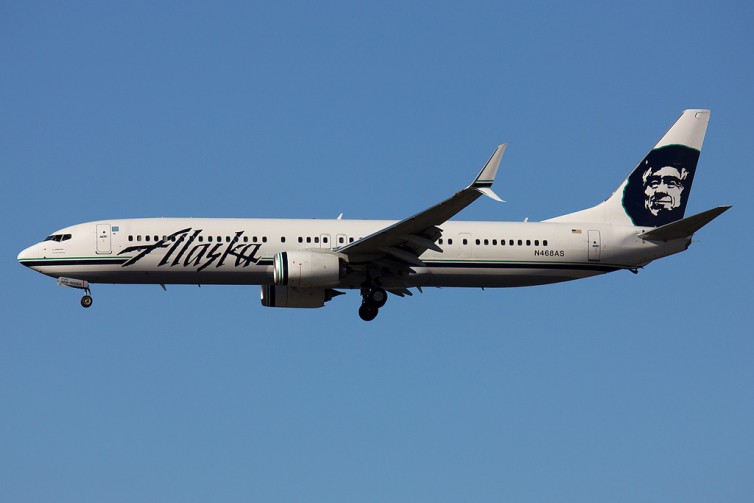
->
[399,233,443,253]
[379,246,426,267]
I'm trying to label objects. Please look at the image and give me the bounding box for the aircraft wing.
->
[336,145,506,275]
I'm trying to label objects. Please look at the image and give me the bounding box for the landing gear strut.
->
[359,285,387,321]
[57,277,93,309]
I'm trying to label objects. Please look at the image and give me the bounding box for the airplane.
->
[18,109,730,321]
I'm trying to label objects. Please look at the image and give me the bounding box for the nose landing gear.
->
[80,293,93,308]
[359,285,387,321]
[57,277,93,309]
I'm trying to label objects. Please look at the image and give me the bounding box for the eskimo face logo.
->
[642,165,688,216]
[622,145,699,227]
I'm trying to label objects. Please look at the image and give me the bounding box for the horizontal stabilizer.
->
[637,206,731,241]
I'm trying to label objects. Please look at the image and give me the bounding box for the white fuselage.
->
[17,217,689,289]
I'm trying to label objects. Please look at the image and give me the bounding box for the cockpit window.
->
[44,234,72,242]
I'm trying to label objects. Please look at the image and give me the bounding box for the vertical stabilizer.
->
[547,110,710,227]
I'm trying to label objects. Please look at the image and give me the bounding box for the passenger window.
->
[535,240,539,246]
[349,237,354,243]
[306,237,311,243]
[517,240,522,246]
[243,236,249,243]
[197,236,203,242]
[146,235,151,242]
[262,237,267,243]
[438,239,443,245]
[298,237,303,243]
[314,237,320,244]
[339,237,344,244]
[128,235,133,242]
[208,236,213,242]
[543,240,548,246]
[281,237,286,243]
[484,239,489,245]
[463,239,468,245]
[448,238,453,245]
[323,237,328,244]
[137,235,142,241]
[526,240,531,246]
[475,239,480,245]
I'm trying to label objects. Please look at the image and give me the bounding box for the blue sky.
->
[2,1,752,501]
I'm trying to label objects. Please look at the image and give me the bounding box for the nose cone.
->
[18,244,37,268]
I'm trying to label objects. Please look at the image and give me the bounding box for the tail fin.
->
[547,109,710,227]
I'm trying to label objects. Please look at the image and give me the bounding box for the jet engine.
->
[260,285,342,308]
[273,251,345,288]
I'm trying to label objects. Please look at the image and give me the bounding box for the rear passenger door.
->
[588,230,601,262]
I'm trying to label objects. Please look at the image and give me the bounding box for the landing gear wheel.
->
[80,295,93,308]
[358,302,379,321]
[369,288,388,308]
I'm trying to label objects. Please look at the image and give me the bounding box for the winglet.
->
[470,144,506,202]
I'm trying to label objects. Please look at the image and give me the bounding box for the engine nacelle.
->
[273,251,344,288]
[260,285,340,309]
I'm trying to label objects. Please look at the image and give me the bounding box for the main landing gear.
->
[358,285,387,321]
[57,277,93,309]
